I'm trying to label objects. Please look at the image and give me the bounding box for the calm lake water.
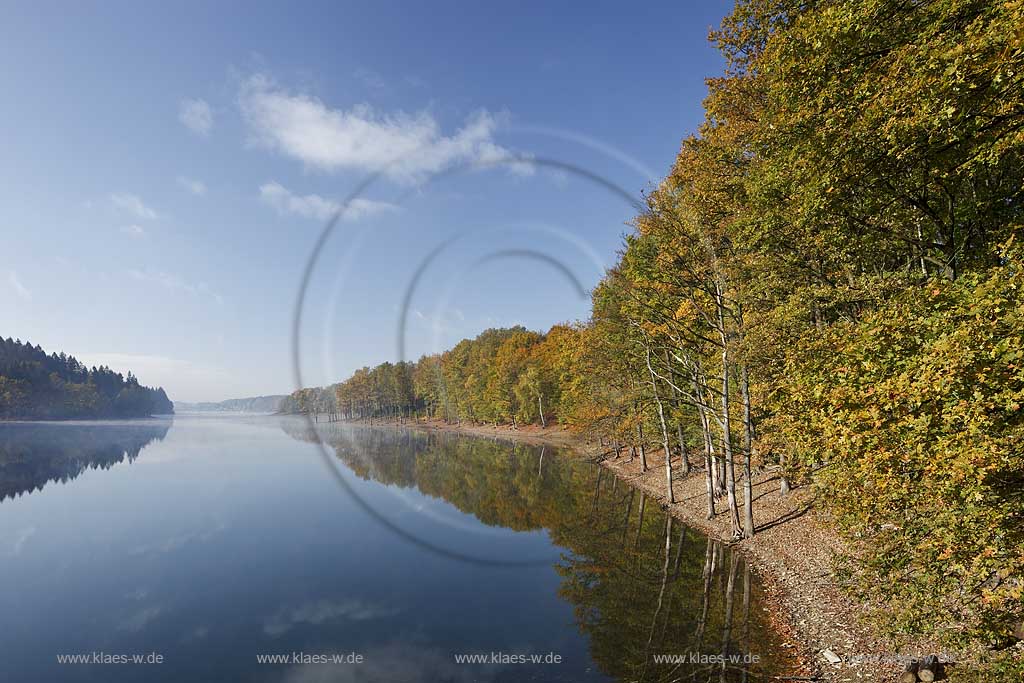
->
[0,415,793,682]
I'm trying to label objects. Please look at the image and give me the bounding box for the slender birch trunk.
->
[664,349,691,475]
[636,420,648,472]
[693,369,716,519]
[740,363,755,538]
[716,282,741,538]
[645,345,675,504]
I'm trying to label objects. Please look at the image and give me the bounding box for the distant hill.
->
[0,337,174,419]
[175,395,286,414]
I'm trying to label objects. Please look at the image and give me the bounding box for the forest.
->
[283,0,1024,674]
[0,337,174,419]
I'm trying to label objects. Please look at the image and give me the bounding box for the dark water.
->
[0,415,794,682]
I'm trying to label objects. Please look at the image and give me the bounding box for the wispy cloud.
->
[8,271,31,300]
[353,67,388,91]
[258,181,397,221]
[118,606,162,633]
[177,176,207,196]
[264,599,399,637]
[110,192,158,220]
[121,224,146,237]
[129,519,227,556]
[179,98,213,135]
[239,74,525,181]
[412,307,466,336]
[8,526,36,556]
[128,268,223,304]
[277,642,482,683]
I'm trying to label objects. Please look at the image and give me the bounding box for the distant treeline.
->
[0,337,173,419]
[176,395,285,413]
[279,326,568,428]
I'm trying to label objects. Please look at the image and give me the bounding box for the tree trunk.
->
[537,393,546,427]
[742,561,750,683]
[634,491,646,553]
[644,516,673,655]
[721,553,739,682]
[677,422,691,475]
[704,442,716,518]
[636,421,648,472]
[693,372,716,519]
[695,539,714,647]
[663,349,690,474]
[645,345,674,504]
[740,364,755,538]
[717,285,741,539]
[622,489,634,546]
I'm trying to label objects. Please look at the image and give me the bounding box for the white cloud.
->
[8,271,31,300]
[110,193,158,220]
[177,176,207,196]
[121,224,146,237]
[179,98,213,135]
[239,74,524,181]
[258,181,397,221]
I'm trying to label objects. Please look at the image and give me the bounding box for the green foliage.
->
[290,326,569,426]
[0,337,173,419]
[771,247,1024,645]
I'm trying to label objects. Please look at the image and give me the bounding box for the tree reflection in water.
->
[283,421,799,682]
[0,421,170,501]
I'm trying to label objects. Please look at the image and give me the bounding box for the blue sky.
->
[0,1,730,402]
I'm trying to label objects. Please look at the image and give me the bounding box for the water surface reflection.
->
[287,422,796,682]
[0,416,795,682]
